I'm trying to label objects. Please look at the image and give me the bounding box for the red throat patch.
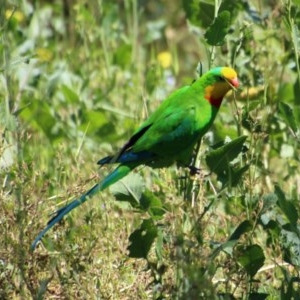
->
[204,81,232,108]
[205,95,223,108]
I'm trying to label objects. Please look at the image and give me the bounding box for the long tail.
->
[30,163,138,251]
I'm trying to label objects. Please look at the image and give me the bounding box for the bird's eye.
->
[218,76,225,81]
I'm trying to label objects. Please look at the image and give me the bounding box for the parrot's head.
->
[203,67,239,108]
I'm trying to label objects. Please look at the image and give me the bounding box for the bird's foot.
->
[187,166,211,178]
[188,165,201,176]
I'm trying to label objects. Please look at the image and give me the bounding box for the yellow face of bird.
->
[221,67,239,89]
[205,67,239,107]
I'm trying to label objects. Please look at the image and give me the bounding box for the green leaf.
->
[79,110,108,135]
[294,78,300,106]
[204,11,231,46]
[278,83,295,103]
[280,224,300,266]
[294,106,300,128]
[227,164,249,187]
[278,102,298,133]
[113,43,132,69]
[262,192,278,207]
[248,293,269,300]
[140,189,165,219]
[145,65,160,94]
[110,175,166,219]
[236,244,265,277]
[21,99,63,141]
[275,185,298,226]
[228,220,252,241]
[110,173,145,208]
[242,109,263,133]
[260,193,279,227]
[61,84,80,104]
[155,227,164,261]
[214,122,239,140]
[205,135,247,174]
[0,101,18,131]
[215,220,252,257]
[127,219,158,258]
[291,24,300,66]
[182,0,214,28]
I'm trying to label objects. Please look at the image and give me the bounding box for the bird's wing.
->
[97,104,197,165]
[132,103,201,158]
[100,86,195,165]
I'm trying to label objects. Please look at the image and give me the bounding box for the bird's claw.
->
[188,165,201,176]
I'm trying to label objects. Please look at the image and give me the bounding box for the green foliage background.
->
[1,0,300,299]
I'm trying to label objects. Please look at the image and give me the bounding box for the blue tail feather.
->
[31,163,138,251]
[97,150,155,165]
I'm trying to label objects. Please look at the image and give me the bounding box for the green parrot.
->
[31,66,239,250]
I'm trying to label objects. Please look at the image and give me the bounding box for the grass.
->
[1,0,300,299]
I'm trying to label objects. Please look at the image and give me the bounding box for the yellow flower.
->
[5,9,25,23]
[157,51,172,69]
[36,48,53,62]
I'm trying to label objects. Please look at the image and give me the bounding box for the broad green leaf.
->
[182,0,214,28]
[248,293,269,300]
[214,122,239,139]
[260,193,279,228]
[128,219,158,258]
[140,189,165,219]
[242,110,262,133]
[60,84,80,104]
[219,0,243,21]
[210,240,237,259]
[260,212,276,227]
[79,110,108,134]
[155,227,164,261]
[145,65,160,94]
[262,193,278,208]
[217,220,252,256]
[236,244,265,277]
[277,83,295,103]
[205,135,247,174]
[294,79,300,106]
[291,24,300,66]
[275,185,298,226]
[228,220,252,241]
[0,101,18,131]
[278,102,297,133]
[215,164,249,188]
[212,220,252,258]
[245,100,261,112]
[20,99,63,141]
[204,11,231,46]
[280,224,300,266]
[110,175,166,219]
[182,0,240,29]
[110,172,145,207]
[294,106,300,127]
[113,44,132,69]
[225,164,249,187]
